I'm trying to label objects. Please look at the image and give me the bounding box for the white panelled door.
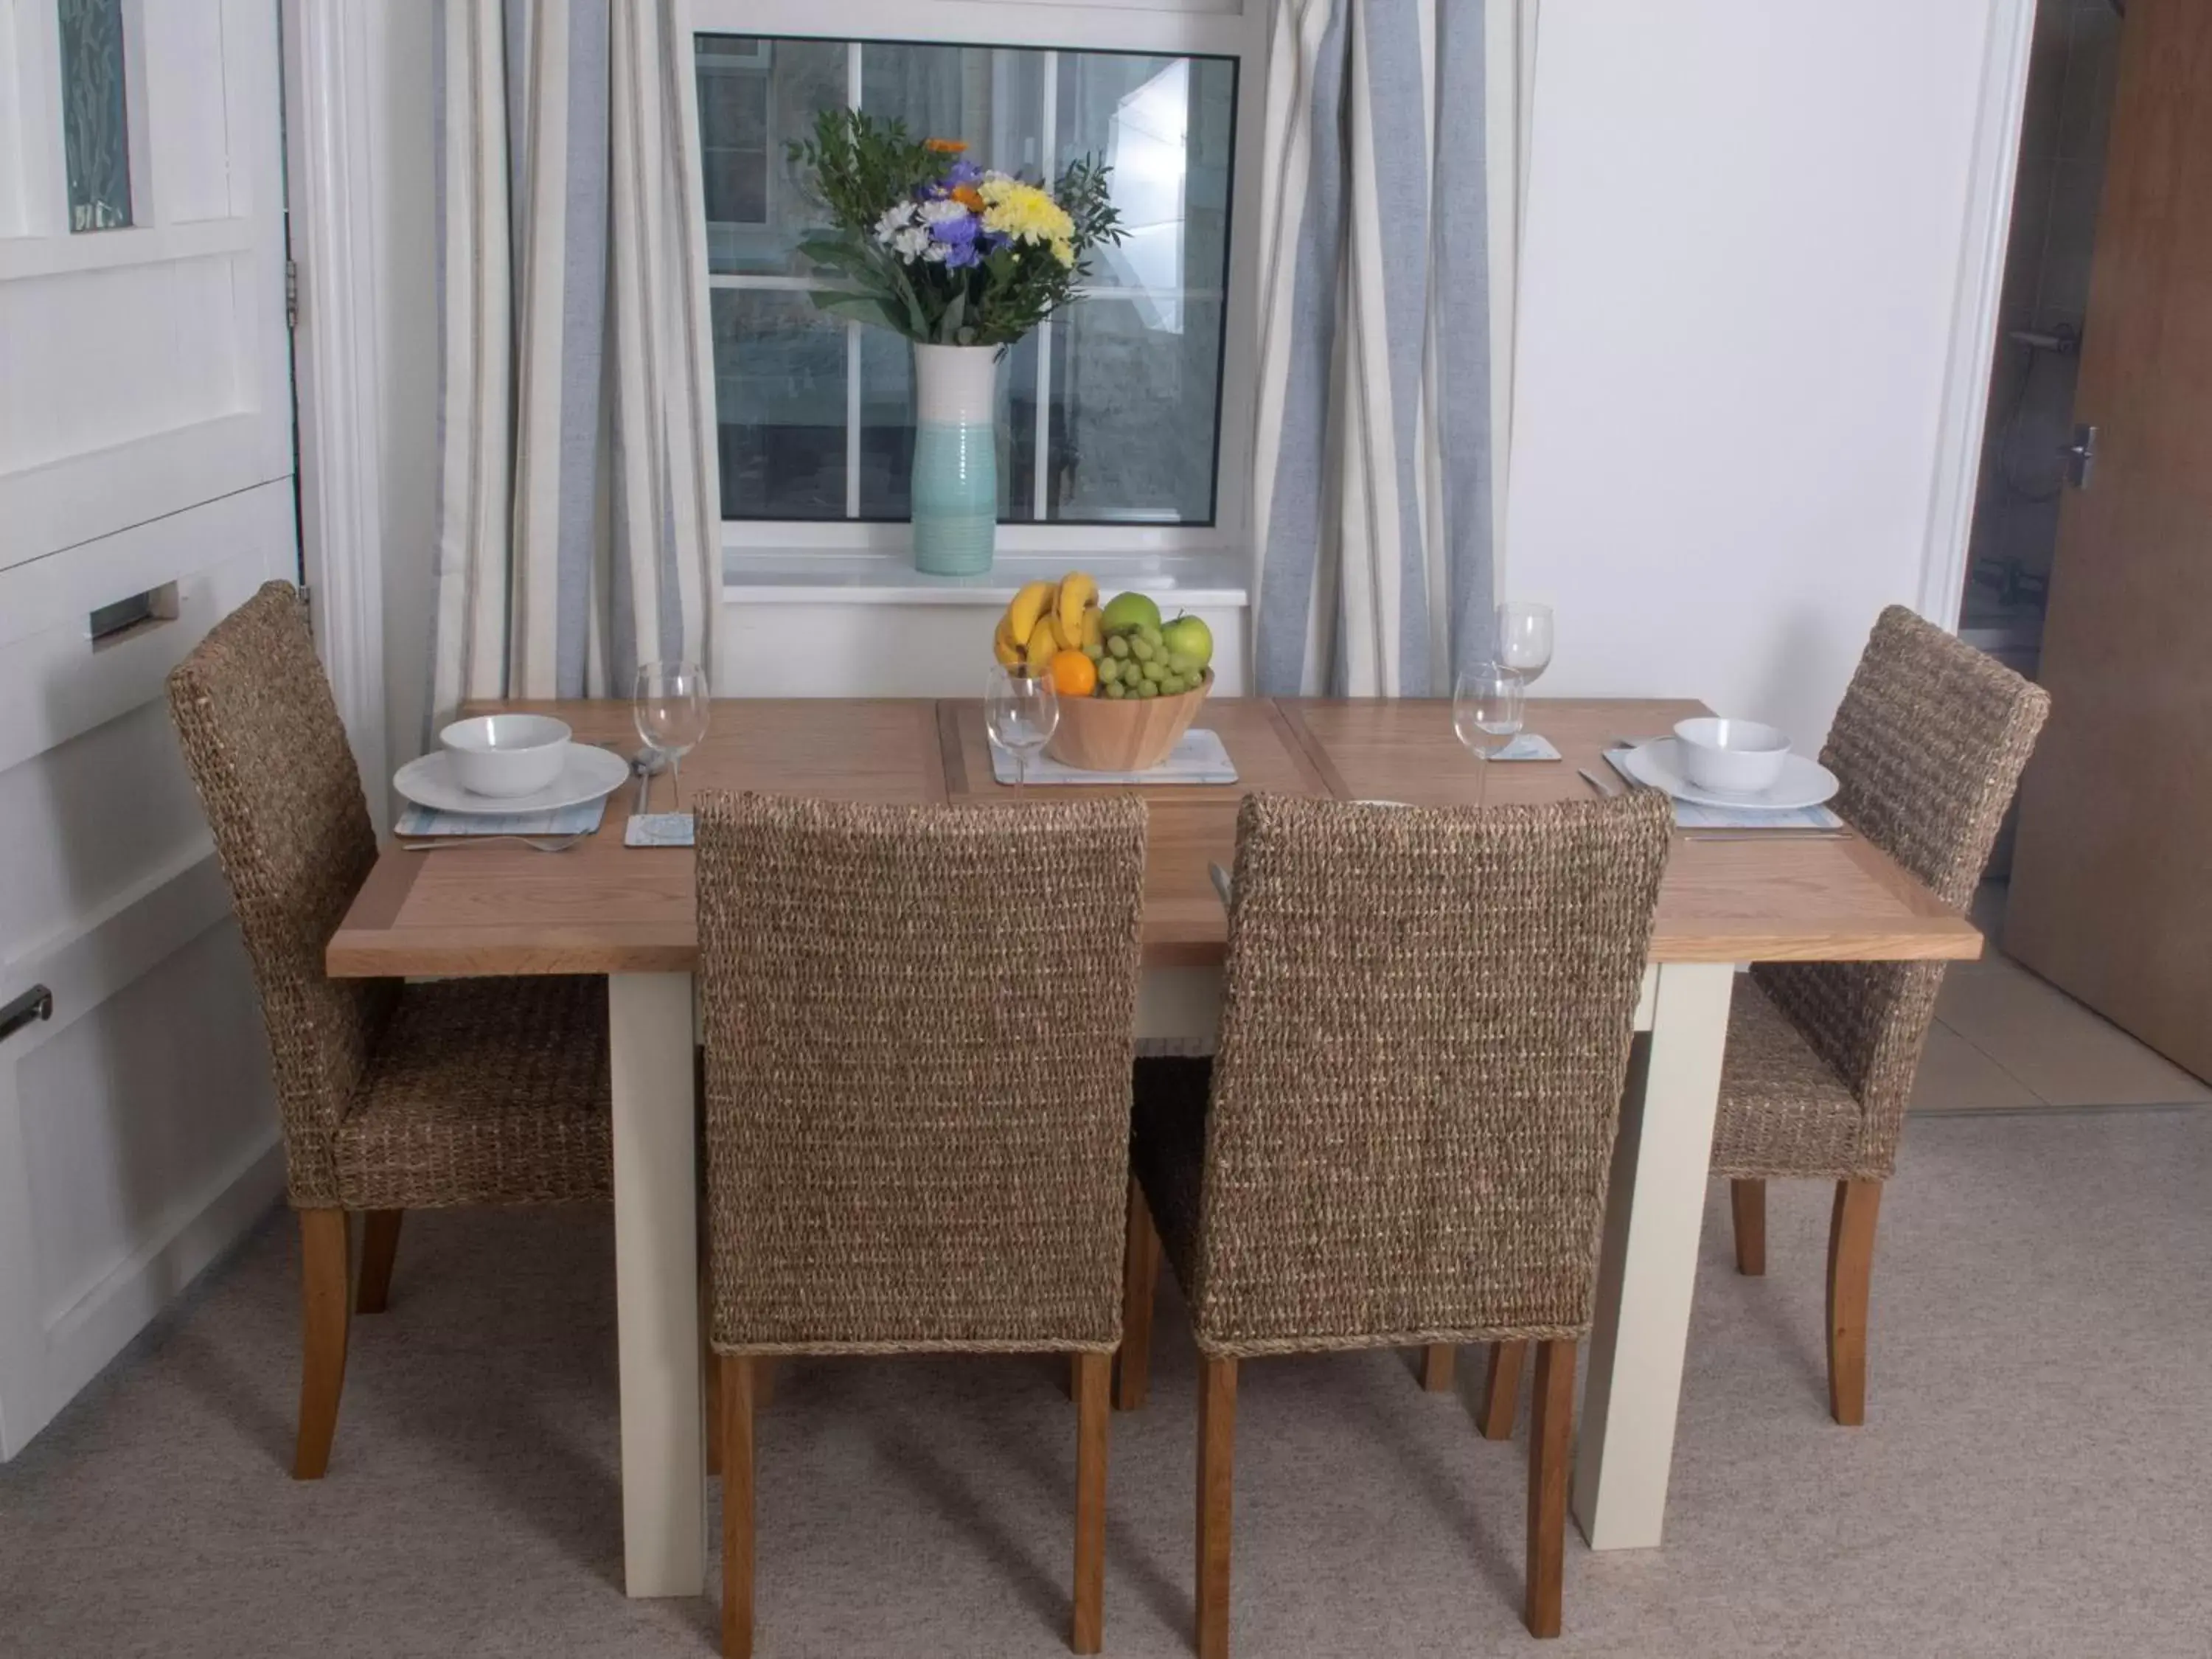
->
[0,0,296,1456]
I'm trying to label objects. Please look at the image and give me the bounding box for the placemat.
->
[990,728,1239,786]
[395,798,608,838]
[1602,750,1844,830]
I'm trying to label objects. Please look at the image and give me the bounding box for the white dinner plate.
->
[394,742,630,816]
[1618,737,1839,811]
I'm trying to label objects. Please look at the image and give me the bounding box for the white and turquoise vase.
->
[910,343,1000,576]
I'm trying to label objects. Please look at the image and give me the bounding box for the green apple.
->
[1101,591,1162,633]
[1161,614,1214,672]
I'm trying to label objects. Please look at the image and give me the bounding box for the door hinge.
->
[2063,422,2098,490]
[285,259,299,330]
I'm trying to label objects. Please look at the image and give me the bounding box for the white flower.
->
[872,202,919,246]
[918,198,970,226]
[920,241,949,262]
[890,226,931,260]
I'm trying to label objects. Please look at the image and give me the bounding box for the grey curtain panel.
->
[1250,0,1497,697]
[431,0,721,724]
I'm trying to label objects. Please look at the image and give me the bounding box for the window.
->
[57,0,134,232]
[689,1,1259,565]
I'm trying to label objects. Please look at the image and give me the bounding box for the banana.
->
[1079,605,1103,652]
[1057,571,1098,646]
[992,614,1023,667]
[1005,580,1058,647]
[1023,613,1062,669]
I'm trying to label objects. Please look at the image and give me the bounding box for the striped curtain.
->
[431,0,721,725]
[1250,0,1499,698]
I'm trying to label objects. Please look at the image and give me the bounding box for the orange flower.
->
[924,138,967,154]
[951,184,985,212]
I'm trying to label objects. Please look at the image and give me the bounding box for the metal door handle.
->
[2062,422,2098,489]
[0,985,53,1044]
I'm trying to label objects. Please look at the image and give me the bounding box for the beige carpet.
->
[2,1107,2208,1658]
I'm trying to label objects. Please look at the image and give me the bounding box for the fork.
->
[398,834,588,852]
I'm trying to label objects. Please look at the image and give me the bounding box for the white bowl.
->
[439,714,573,798]
[1672,717,1791,796]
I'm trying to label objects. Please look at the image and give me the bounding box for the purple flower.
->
[943,240,980,269]
[943,158,983,187]
[927,211,978,247]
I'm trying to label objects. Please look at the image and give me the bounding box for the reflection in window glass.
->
[697,36,845,277]
[711,288,847,518]
[58,0,133,233]
[1049,296,1223,524]
[698,36,1236,526]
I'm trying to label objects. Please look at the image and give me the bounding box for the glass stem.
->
[1478,753,1490,807]
[672,752,682,809]
[1015,749,1026,793]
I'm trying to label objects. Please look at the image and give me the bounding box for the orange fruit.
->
[1048,649,1097,698]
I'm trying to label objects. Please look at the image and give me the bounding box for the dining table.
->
[326,695,1982,1599]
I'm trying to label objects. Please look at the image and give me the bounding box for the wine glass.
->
[633,661,710,810]
[1453,661,1526,805]
[985,663,1060,792]
[1495,601,1554,686]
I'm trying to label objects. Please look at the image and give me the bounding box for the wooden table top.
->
[326,696,1983,978]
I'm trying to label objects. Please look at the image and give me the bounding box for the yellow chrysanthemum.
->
[978,177,1077,253]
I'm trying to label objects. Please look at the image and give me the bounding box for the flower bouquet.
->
[790,110,1123,573]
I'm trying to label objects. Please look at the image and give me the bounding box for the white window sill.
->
[721,549,1251,608]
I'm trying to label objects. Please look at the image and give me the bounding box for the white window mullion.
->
[845,321,863,518]
[1031,50,1058,523]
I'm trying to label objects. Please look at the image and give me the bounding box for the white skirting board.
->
[0,1132,284,1461]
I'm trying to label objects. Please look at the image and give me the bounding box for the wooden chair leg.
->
[1525,1338,1574,1638]
[1731,1179,1767,1276]
[293,1208,352,1479]
[1826,1179,1882,1427]
[1195,1355,1237,1659]
[720,1356,757,1659]
[354,1209,403,1313]
[1115,1178,1160,1412]
[1480,1340,1526,1441]
[1419,1344,1456,1393]
[1071,1352,1110,1654]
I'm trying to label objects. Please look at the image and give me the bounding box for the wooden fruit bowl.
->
[1047,672,1213,772]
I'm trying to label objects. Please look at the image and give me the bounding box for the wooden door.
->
[2005,0,2212,1083]
[0,0,295,1455]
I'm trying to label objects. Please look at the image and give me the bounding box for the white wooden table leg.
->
[1573,960,1736,1551]
[1135,965,1223,1052]
[610,971,705,1597]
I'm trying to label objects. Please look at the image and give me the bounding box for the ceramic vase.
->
[910,343,1000,575]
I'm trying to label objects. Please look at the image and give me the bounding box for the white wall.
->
[1503,1,2004,752]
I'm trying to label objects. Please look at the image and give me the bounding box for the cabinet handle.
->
[0,985,54,1045]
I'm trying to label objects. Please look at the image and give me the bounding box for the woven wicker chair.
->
[696,790,1149,1659]
[1486,607,2049,1439]
[1119,790,1673,1649]
[167,582,611,1478]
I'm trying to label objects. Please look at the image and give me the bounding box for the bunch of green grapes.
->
[1093,623,1206,700]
